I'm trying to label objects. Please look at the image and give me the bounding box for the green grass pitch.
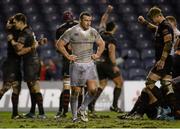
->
[0,111,180,128]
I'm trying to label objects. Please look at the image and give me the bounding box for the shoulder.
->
[175,28,180,36]
[23,26,33,35]
[162,20,173,30]
[73,20,79,25]
[90,27,98,32]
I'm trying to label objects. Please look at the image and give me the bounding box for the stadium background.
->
[0,0,179,81]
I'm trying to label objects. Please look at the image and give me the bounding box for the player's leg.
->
[27,81,46,119]
[110,75,123,113]
[88,62,106,113]
[0,81,12,100]
[77,62,98,122]
[88,79,106,113]
[55,75,71,118]
[161,75,177,116]
[11,81,22,119]
[71,86,81,122]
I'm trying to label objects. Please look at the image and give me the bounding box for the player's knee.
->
[114,76,124,88]
[145,78,156,89]
[161,80,171,87]
[161,80,174,95]
[71,89,79,98]
[2,81,12,92]
[99,80,107,89]
[89,88,97,96]
[12,81,21,94]
[63,79,71,90]
[115,80,124,88]
[28,81,40,93]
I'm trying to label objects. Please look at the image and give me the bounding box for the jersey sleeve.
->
[162,25,173,37]
[94,29,103,42]
[59,28,72,43]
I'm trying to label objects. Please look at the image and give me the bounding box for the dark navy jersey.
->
[100,31,117,64]
[56,20,78,62]
[56,20,79,40]
[6,27,21,59]
[155,20,174,61]
[17,26,38,62]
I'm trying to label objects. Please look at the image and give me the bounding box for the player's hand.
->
[113,66,120,73]
[91,54,100,60]
[7,34,13,42]
[67,55,77,62]
[138,16,145,24]
[107,5,113,13]
[39,37,48,45]
[155,60,165,70]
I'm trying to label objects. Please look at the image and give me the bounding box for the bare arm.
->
[12,40,35,56]
[161,34,173,61]
[56,39,76,61]
[156,33,173,70]
[92,38,105,60]
[99,5,113,29]
[108,43,116,65]
[138,16,157,32]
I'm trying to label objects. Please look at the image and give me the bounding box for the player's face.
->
[13,19,21,30]
[152,15,160,25]
[80,15,92,30]
[167,20,175,28]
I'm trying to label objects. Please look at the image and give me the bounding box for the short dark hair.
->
[79,11,92,20]
[13,13,27,24]
[166,16,177,26]
[106,22,115,31]
[147,6,162,20]
[63,11,74,22]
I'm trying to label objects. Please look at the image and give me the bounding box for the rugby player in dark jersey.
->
[88,5,124,114]
[119,7,178,120]
[54,11,79,118]
[12,13,46,119]
[0,16,22,119]
[166,16,180,118]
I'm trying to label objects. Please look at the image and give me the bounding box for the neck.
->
[158,17,165,24]
[80,24,88,31]
[20,24,27,31]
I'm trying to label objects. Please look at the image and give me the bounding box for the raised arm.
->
[99,5,113,30]
[138,16,157,32]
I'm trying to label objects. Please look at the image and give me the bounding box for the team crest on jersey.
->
[74,33,79,36]
[88,31,94,41]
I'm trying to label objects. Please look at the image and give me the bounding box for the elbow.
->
[16,51,23,56]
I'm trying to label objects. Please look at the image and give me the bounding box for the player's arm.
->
[99,5,113,30]
[11,33,35,55]
[92,38,105,60]
[174,36,180,50]
[56,39,76,61]
[56,39,69,58]
[7,34,30,54]
[156,29,173,70]
[161,34,173,60]
[108,43,116,65]
[108,43,120,72]
[138,16,157,32]
[12,40,35,56]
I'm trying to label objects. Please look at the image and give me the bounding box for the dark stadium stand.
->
[0,0,178,80]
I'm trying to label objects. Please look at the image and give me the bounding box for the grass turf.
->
[0,111,180,128]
